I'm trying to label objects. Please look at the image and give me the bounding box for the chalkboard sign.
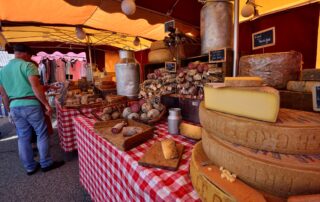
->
[165,62,177,73]
[165,20,175,33]
[252,27,275,50]
[209,48,226,63]
[312,85,320,112]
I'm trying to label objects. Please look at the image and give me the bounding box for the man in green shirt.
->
[0,44,64,175]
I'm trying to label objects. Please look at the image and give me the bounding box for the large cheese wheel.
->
[202,130,320,198]
[239,51,302,89]
[150,40,167,51]
[190,142,270,202]
[287,81,320,93]
[148,49,173,64]
[199,102,320,154]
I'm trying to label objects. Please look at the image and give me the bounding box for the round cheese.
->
[148,49,173,64]
[190,142,275,202]
[202,130,320,198]
[150,40,167,50]
[199,102,320,154]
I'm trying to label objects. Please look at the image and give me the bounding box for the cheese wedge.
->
[179,122,202,140]
[204,85,280,122]
[224,77,263,87]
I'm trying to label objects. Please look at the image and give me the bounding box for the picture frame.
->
[165,20,175,33]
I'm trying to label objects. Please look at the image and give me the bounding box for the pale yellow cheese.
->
[179,123,202,140]
[204,85,280,122]
[224,77,263,87]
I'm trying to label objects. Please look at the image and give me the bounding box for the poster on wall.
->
[252,27,276,50]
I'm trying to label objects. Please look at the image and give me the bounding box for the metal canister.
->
[115,50,140,99]
[200,0,234,54]
[168,108,182,135]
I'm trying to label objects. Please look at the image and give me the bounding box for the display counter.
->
[55,98,96,152]
[73,116,200,201]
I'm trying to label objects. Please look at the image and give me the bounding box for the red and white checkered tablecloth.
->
[55,99,95,152]
[73,116,200,202]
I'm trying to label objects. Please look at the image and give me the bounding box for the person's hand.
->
[8,112,15,125]
[44,104,53,117]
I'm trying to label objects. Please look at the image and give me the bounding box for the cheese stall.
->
[0,0,319,201]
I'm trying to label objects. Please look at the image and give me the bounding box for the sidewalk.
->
[0,117,91,202]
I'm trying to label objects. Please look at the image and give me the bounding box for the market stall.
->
[74,117,199,201]
[0,0,320,201]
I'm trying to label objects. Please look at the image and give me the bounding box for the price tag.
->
[252,27,276,50]
[312,85,320,112]
[209,48,226,64]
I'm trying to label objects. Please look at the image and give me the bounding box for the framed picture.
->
[209,48,226,64]
[252,27,276,50]
[312,84,320,112]
[165,62,177,73]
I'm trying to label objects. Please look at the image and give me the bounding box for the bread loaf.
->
[161,139,178,160]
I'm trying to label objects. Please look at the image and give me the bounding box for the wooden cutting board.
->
[138,141,184,171]
[94,119,154,151]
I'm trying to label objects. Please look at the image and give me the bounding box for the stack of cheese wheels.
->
[190,77,320,200]
[148,40,173,64]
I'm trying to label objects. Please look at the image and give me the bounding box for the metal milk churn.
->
[115,50,140,99]
[200,0,234,54]
[168,108,182,135]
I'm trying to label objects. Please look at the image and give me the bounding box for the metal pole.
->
[87,34,94,82]
[233,0,240,77]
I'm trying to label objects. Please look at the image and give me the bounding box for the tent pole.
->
[233,0,239,77]
[87,35,94,83]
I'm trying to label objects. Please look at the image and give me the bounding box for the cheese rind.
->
[202,130,320,198]
[301,69,320,81]
[224,77,263,87]
[287,81,320,93]
[179,122,202,140]
[199,102,320,154]
[204,85,280,122]
[190,142,268,202]
[239,51,302,89]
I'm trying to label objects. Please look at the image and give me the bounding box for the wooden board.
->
[138,141,184,171]
[94,119,154,151]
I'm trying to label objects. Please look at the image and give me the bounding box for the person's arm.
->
[0,85,10,112]
[28,76,52,116]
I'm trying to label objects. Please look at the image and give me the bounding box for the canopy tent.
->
[0,0,317,50]
[0,26,152,51]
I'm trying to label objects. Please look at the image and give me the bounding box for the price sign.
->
[165,61,177,73]
[165,20,175,33]
[252,27,276,50]
[209,48,226,63]
[312,85,320,112]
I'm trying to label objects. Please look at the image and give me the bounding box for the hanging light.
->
[75,26,86,40]
[121,0,136,16]
[133,37,140,46]
[241,0,259,18]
